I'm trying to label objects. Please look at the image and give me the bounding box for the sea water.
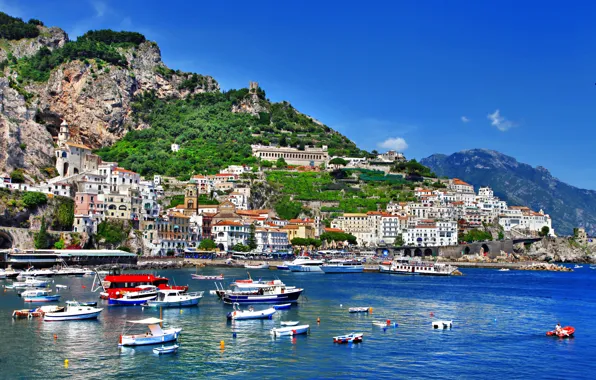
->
[0,266,594,379]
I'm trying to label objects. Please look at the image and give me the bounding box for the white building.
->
[212,221,251,251]
[220,165,251,175]
[171,144,180,152]
[449,178,474,194]
[404,220,457,247]
[255,227,290,252]
[54,120,95,178]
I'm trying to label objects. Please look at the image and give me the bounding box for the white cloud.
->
[461,116,470,123]
[378,137,408,152]
[487,109,515,131]
[91,0,107,17]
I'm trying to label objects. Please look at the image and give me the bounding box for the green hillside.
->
[96,89,367,178]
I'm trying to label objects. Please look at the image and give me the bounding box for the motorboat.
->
[432,320,453,329]
[379,258,458,276]
[287,256,324,272]
[270,324,310,337]
[119,318,182,346]
[12,305,64,318]
[244,262,270,270]
[276,265,289,270]
[574,265,583,269]
[373,321,391,327]
[93,267,188,300]
[226,303,276,320]
[108,285,158,306]
[6,277,50,289]
[280,321,300,326]
[1,266,21,279]
[191,274,224,280]
[153,344,179,355]
[21,289,61,302]
[54,266,88,276]
[333,333,363,344]
[221,284,303,304]
[321,259,364,274]
[44,301,103,321]
[547,326,575,338]
[55,284,68,289]
[348,307,371,313]
[273,303,292,310]
[145,290,204,308]
[498,268,510,272]
[17,267,55,278]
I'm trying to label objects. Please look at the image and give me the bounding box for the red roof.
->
[214,220,244,226]
[324,227,344,233]
[452,178,472,186]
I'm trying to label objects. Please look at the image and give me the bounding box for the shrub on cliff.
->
[79,30,146,46]
[0,12,40,40]
[21,191,47,209]
[97,220,129,244]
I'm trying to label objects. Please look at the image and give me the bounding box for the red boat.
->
[546,326,575,338]
[94,268,188,299]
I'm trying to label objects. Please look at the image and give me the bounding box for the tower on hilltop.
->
[58,119,69,145]
[249,81,259,92]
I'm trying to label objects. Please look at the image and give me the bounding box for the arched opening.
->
[61,151,67,158]
[464,246,471,255]
[118,205,127,210]
[63,162,69,176]
[217,243,225,251]
[414,248,423,257]
[404,248,412,257]
[481,244,490,255]
[73,168,79,174]
[187,200,194,209]
[0,231,12,249]
[424,248,433,256]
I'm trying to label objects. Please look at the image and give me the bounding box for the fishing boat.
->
[321,259,364,274]
[118,318,182,346]
[244,262,269,270]
[226,303,276,320]
[379,258,458,276]
[221,283,303,304]
[270,324,310,337]
[108,285,158,306]
[333,333,363,344]
[17,267,55,278]
[21,289,61,302]
[145,290,204,308]
[547,326,575,338]
[281,321,300,326]
[191,274,224,280]
[153,344,179,355]
[348,307,370,313]
[6,277,50,289]
[93,267,188,300]
[12,305,64,318]
[44,301,103,321]
[273,303,292,310]
[287,256,324,272]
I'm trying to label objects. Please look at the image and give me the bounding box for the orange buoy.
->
[386,319,391,325]
[220,340,225,349]
[317,317,320,324]
[54,334,58,340]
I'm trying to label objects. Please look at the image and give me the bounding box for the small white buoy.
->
[340,304,343,308]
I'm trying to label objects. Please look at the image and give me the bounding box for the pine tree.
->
[34,216,49,249]
[247,223,257,250]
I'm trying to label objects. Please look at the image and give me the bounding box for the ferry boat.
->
[379,258,458,276]
[93,267,188,300]
[321,259,364,274]
[287,256,324,272]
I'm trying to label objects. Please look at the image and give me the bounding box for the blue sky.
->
[3,0,596,188]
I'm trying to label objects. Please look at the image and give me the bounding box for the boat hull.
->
[146,298,200,308]
[379,264,455,276]
[119,329,182,346]
[44,310,102,321]
[276,265,289,270]
[223,289,302,304]
[24,295,61,302]
[109,295,157,305]
[227,308,276,320]
[271,325,310,336]
[321,266,363,274]
[288,265,323,272]
[273,303,292,310]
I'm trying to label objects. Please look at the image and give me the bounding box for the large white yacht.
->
[287,256,325,272]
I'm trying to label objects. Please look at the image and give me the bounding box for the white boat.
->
[372,321,389,327]
[498,268,510,272]
[348,307,370,313]
[54,267,88,276]
[191,274,224,280]
[109,285,158,306]
[153,344,179,355]
[280,321,300,326]
[0,270,6,279]
[145,290,204,308]
[6,277,50,289]
[44,301,103,321]
[432,320,453,329]
[379,258,457,276]
[1,267,21,279]
[56,284,68,289]
[574,265,583,269]
[17,267,55,278]
[119,318,182,346]
[333,333,363,344]
[21,289,61,302]
[321,259,364,274]
[244,262,270,270]
[270,324,310,336]
[226,303,276,320]
[287,256,324,272]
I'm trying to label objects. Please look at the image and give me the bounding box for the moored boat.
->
[276,265,290,271]
[273,303,292,310]
[119,318,182,346]
[191,274,224,280]
[379,258,457,276]
[226,303,276,320]
[17,267,55,278]
[7,277,50,289]
[287,256,324,272]
[44,301,103,321]
[348,307,370,313]
[270,324,310,337]
[21,289,61,302]
[547,326,575,338]
[321,259,364,274]
[281,321,300,326]
[245,262,270,270]
[12,305,64,318]
[93,267,188,300]
[108,285,158,306]
[222,285,303,304]
[333,333,363,344]
[153,344,179,355]
[145,290,204,308]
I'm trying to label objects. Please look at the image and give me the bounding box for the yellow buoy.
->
[220,340,225,349]
[180,309,183,314]
[369,307,373,313]
[317,317,320,324]
[64,359,69,368]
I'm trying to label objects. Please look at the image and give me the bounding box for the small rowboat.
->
[372,321,390,327]
[191,274,224,280]
[432,320,452,329]
[333,333,363,344]
[348,307,370,313]
[547,326,575,338]
[153,344,179,355]
[56,284,68,289]
[281,321,300,326]
[226,303,276,320]
[273,303,292,310]
[271,325,310,337]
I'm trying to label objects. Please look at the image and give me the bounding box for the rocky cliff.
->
[0,26,218,182]
[514,238,596,264]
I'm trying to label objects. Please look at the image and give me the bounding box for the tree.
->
[394,235,405,247]
[247,224,257,250]
[539,226,550,237]
[274,196,303,220]
[329,157,348,169]
[279,135,288,147]
[232,243,250,252]
[34,216,49,249]
[199,238,216,250]
[276,157,288,169]
[10,169,25,183]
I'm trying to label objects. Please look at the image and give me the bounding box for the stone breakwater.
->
[517,263,573,272]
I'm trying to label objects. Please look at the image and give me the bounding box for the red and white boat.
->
[93,268,188,300]
[547,326,575,338]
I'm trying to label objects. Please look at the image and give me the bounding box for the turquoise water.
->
[0,266,595,379]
